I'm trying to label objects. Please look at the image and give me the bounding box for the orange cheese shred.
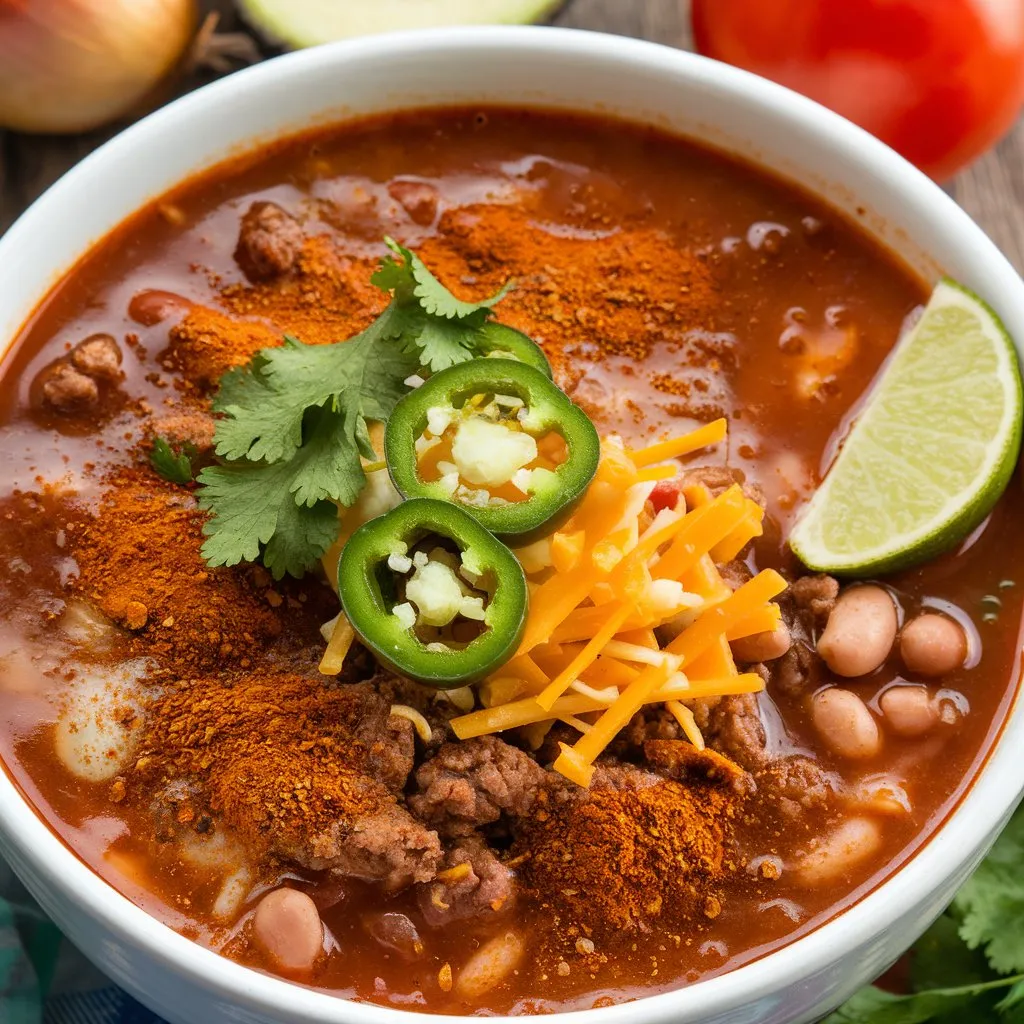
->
[318,614,356,676]
[615,627,659,650]
[550,530,585,573]
[628,418,728,467]
[666,570,788,666]
[653,487,748,582]
[460,418,786,788]
[726,604,783,641]
[536,603,634,710]
[636,464,679,482]
[666,700,705,749]
[552,571,785,784]
[686,633,738,679]
[578,657,640,689]
[494,653,550,693]
[711,503,766,563]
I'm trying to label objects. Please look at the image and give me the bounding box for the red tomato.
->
[691,0,1024,181]
[649,479,683,513]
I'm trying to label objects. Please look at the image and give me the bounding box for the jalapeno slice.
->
[385,359,599,537]
[473,322,553,378]
[338,498,527,688]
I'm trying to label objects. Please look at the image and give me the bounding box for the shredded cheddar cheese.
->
[318,613,356,676]
[449,421,784,786]
[390,704,433,742]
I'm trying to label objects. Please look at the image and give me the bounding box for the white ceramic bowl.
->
[1,25,1022,1024]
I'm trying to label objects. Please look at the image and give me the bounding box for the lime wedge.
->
[239,0,563,48]
[789,279,1023,575]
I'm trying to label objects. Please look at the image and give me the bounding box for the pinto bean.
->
[252,888,323,972]
[455,931,524,999]
[730,623,792,663]
[127,288,192,326]
[879,685,939,737]
[817,585,897,677]
[900,613,967,677]
[793,817,882,887]
[811,688,881,760]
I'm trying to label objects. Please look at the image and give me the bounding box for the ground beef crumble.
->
[409,736,547,837]
[770,573,839,696]
[513,760,741,939]
[234,201,305,281]
[417,838,515,928]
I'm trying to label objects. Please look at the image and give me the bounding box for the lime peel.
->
[789,279,1023,575]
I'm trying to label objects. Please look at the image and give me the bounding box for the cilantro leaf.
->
[212,353,301,463]
[409,316,481,373]
[213,326,416,464]
[370,250,418,296]
[411,256,513,318]
[288,404,365,509]
[823,977,1022,1024]
[262,492,340,580]
[198,313,414,578]
[197,454,343,579]
[955,810,1024,974]
[198,400,383,577]
[375,236,515,370]
[150,436,195,485]
[383,236,513,320]
[911,913,994,994]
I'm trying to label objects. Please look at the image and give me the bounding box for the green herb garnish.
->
[379,236,514,371]
[196,238,514,579]
[828,807,1024,1023]
[150,436,196,485]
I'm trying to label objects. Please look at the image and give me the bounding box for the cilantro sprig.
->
[379,236,513,371]
[827,807,1024,1023]
[150,436,196,485]
[196,238,513,578]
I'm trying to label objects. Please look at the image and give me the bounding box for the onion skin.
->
[0,0,198,133]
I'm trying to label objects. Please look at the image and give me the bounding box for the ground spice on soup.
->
[70,467,296,673]
[130,674,394,857]
[417,205,718,375]
[513,766,741,939]
[163,305,284,389]
[168,203,719,400]
[221,234,385,347]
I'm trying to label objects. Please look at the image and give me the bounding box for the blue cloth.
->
[0,859,167,1024]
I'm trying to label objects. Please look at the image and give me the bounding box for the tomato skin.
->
[691,0,1024,181]
[649,480,683,513]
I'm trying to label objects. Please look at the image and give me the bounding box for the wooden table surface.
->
[3,0,1024,272]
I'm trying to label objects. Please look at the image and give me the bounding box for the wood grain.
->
[1,0,1022,273]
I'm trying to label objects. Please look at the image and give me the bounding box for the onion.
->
[0,0,199,133]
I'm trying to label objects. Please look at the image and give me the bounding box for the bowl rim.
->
[1,23,1023,1024]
